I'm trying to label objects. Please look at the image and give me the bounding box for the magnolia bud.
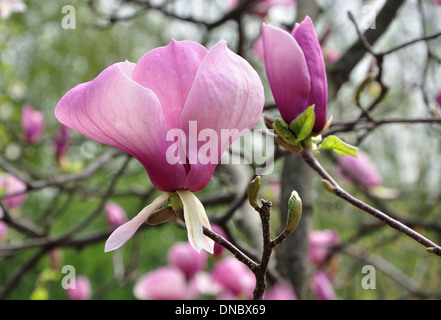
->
[321,179,336,194]
[247,176,261,209]
[285,191,302,234]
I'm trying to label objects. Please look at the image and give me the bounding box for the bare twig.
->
[300,149,441,257]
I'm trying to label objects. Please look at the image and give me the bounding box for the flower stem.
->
[202,227,258,271]
[253,199,273,300]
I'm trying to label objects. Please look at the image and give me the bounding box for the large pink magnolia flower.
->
[55,39,264,253]
[262,17,328,135]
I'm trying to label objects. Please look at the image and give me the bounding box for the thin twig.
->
[300,149,441,257]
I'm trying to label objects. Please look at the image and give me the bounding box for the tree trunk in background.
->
[279,153,314,299]
[273,0,318,300]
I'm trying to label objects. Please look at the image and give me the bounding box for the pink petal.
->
[262,23,311,124]
[55,61,187,191]
[132,39,208,130]
[292,16,328,134]
[104,192,170,252]
[181,40,265,191]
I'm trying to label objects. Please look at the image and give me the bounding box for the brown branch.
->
[203,226,258,272]
[328,0,406,95]
[252,199,272,300]
[300,149,441,257]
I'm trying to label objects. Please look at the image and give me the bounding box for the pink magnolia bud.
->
[310,271,337,300]
[133,266,188,300]
[431,0,441,5]
[212,257,255,299]
[0,173,27,209]
[66,275,92,300]
[21,104,45,144]
[337,150,382,188]
[264,282,298,300]
[262,16,328,135]
[104,201,128,229]
[309,229,340,265]
[167,241,207,279]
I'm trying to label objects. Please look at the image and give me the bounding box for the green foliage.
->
[318,135,358,157]
[289,105,316,142]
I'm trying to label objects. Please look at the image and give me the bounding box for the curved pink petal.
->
[262,23,311,125]
[292,16,328,134]
[181,40,265,191]
[104,192,170,252]
[132,39,208,130]
[55,61,187,191]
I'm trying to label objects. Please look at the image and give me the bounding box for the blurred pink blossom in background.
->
[337,150,382,188]
[133,266,189,300]
[21,104,45,144]
[104,201,128,229]
[264,282,298,300]
[0,0,26,19]
[322,45,341,64]
[167,241,207,279]
[211,257,256,299]
[309,229,340,265]
[0,173,27,209]
[310,270,337,300]
[65,275,92,300]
